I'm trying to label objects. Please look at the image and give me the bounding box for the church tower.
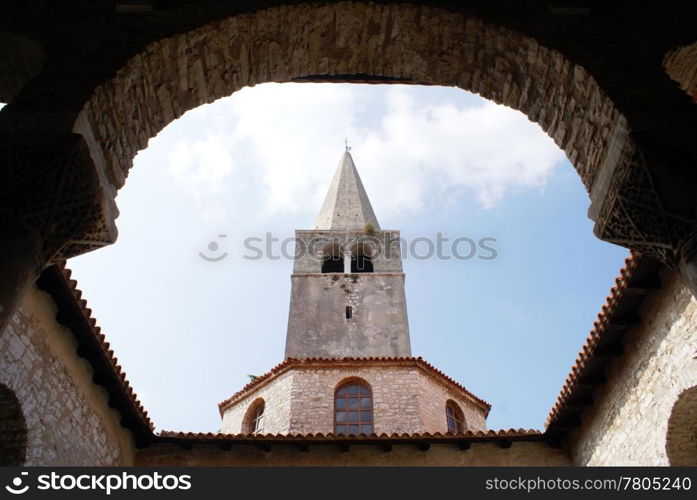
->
[285,150,411,359]
[218,150,489,437]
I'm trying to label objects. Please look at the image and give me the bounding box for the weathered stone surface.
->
[286,273,411,358]
[220,361,487,435]
[0,285,134,465]
[568,269,697,465]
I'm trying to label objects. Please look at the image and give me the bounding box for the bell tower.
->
[284,151,411,359]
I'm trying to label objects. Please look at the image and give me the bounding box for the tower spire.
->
[314,151,380,231]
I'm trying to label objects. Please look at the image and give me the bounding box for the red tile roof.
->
[545,251,663,440]
[217,356,491,416]
[157,428,542,444]
[36,263,154,444]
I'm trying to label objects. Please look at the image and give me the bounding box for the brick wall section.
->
[79,2,625,193]
[0,285,135,465]
[568,269,697,465]
[220,361,487,435]
[136,440,570,466]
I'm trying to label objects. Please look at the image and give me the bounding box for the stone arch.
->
[0,382,27,465]
[241,398,266,434]
[666,385,697,465]
[76,2,627,199]
[664,41,697,103]
[334,376,373,394]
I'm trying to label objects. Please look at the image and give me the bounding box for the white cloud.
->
[156,83,566,220]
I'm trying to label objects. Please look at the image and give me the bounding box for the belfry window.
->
[445,401,465,434]
[322,254,344,273]
[350,254,373,273]
[349,243,374,273]
[321,244,344,273]
[334,380,373,435]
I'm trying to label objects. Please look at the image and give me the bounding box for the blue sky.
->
[63,83,629,432]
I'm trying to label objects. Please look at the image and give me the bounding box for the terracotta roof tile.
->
[545,251,662,437]
[217,356,490,415]
[36,263,154,442]
[156,428,541,443]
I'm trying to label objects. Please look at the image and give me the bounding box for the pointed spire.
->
[315,151,380,231]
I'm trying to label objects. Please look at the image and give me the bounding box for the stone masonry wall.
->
[285,274,411,358]
[568,269,697,465]
[416,371,487,433]
[220,362,487,436]
[220,370,293,434]
[80,2,626,195]
[0,285,134,465]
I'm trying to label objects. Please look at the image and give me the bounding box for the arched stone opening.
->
[664,41,697,103]
[321,243,344,274]
[666,385,697,466]
[241,398,266,434]
[445,399,467,434]
[77,2,625,199]
[0,382,27,465]
[350,242,374,273]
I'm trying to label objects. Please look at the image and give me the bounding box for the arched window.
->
[350,242,374,273]
[334,380,373,435]
[321,244,344,273]
[445,401,465,434]
[242,399,265,434]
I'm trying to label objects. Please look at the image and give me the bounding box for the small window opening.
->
[345,305,352,319]
[351,254,373,273]
[321,247,344,273]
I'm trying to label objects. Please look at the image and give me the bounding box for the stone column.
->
[0,134,118,334]
[590,132,697,296]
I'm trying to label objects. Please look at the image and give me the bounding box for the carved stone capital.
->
[0,133,118,264]
[591,132,697,294]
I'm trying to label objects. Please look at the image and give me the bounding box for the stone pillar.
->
[590,132,697,296]
[0,134,118,334]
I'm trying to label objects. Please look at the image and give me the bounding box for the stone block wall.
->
[0,285,134,465]
[220,371,293,434]
[285,273,411,358]
[220,361,488,436]
[568,269,697,465]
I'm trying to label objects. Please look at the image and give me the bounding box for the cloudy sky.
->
[65,83,628,432]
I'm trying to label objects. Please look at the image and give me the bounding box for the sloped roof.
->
[545,251,663,442]
[36,263,154,445]
[218,356,490,416]
[314,151,381,231]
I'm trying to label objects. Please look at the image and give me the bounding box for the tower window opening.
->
[321,244,344,273]
[351,254,373,273]
[345,305,352,319]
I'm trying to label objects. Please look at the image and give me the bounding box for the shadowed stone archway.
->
[1,1,697,333]
[666,385,697,466]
